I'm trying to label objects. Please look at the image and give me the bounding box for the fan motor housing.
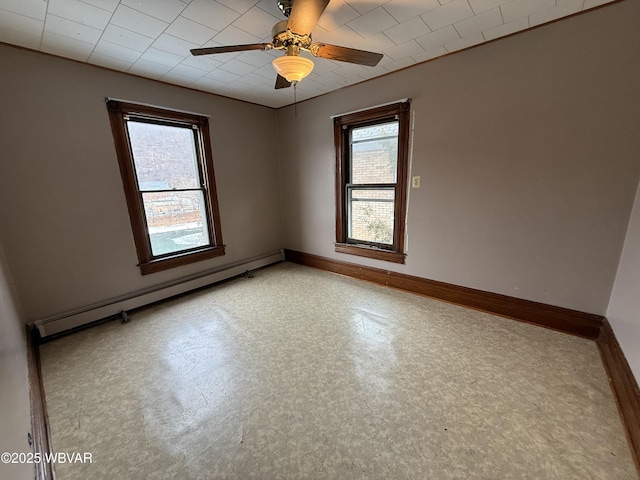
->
[272,20,312,49]
[272,20,289,40]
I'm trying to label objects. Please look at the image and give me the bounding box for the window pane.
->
[142,191,210,256]
[348,188,395,245]
[127,121,200,190]
[350,121,398,184]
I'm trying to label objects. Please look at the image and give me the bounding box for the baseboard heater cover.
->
[35,250,284,338]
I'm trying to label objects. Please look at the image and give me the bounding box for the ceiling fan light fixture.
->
[189,0,383,91]
[272,55,314,83]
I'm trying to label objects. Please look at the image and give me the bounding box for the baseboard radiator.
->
[34,250,284,338]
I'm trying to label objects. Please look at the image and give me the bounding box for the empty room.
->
[1,0,639,478]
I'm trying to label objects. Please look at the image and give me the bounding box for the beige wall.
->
[608,180,640,380]
[276,0,640,315]
[0,44,283,322]
[0,241,33,479]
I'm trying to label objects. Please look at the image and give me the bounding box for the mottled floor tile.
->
[40,262,637,479]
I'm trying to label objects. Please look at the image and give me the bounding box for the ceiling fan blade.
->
[310,43,383,67]
[287,0,330,36]
[275,74,292,89]
[190,43,271,56]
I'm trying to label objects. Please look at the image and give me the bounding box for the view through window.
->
[348,121,399,245]
[334,101,410,263]
[107,100,224,274]
[127,121,210,256]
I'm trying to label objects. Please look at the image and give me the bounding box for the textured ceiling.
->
[0,0,616,108]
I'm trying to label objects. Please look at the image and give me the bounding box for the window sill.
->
[139,245,226,275]
[335,243,405,264]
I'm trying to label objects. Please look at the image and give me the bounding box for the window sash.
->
[346,185,397,248]
[141,189,211,258]
[124,117,213,259]
[333,100,410,264]
[107,99,225,274]
[348,121,399,185]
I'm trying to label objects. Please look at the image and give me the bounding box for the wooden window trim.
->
[334,101,410,264]
[334,243,405,263]
[107,100,224,275]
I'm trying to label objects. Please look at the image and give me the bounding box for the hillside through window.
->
[107,100,224,274]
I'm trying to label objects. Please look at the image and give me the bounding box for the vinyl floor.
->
[40,262,637,479]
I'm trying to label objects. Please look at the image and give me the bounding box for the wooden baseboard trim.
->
[27,325,56,480]
[597,319,640,471]
[284,249,603,338]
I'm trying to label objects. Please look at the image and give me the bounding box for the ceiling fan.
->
[190,0,384,89]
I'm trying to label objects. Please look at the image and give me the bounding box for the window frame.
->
[107,100,224,275]
[334,101,410,264]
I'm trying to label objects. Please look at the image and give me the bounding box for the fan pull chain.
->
[294,81,298,117]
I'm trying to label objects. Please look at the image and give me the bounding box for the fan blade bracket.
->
[309,43,323,57]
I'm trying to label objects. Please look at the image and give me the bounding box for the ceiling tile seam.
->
[180,6,236,38]
[131,15,211,72]
[379,3,440,25]
[42,13,104,49]
[149,32,201,59]
[85,4,124,69]
[344,0,390,16]
[173,14,222,43]
[383,15,432,46]
[379,30,397,49]
[42,28,98,50]
[172,62,209,77]
[498,3,509,25]
[37,1,50,52]
[224,23,267,44]
[124,1,190,25]
[335,23,365,46]
[538,2,566,20]
[463,6,505,39]
[91,48,138,68]
[380,4,402,23]
[452,21,463,40]
[106,14,184,73]
[78,0,114,14]
[230,21,279,42]
[499,2,506,23]
[0,6,44,23]
[119,54,164,73]
[218,59,263,75]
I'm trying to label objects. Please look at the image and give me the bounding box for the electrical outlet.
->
[412,176,421,188]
